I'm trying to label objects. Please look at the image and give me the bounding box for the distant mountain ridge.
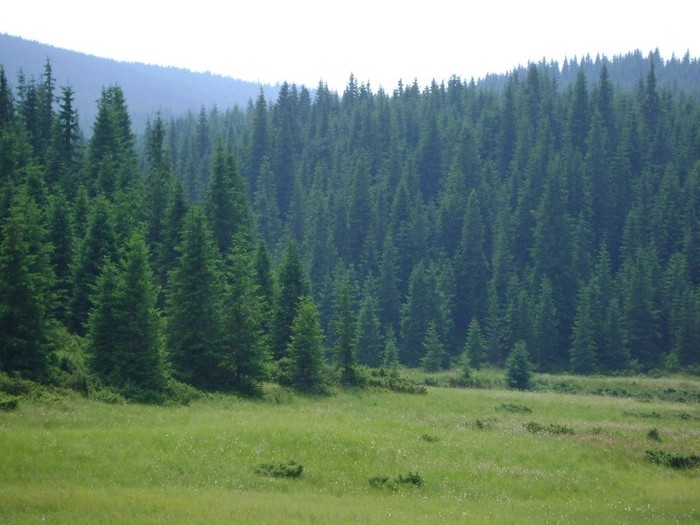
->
[0,33,280,133]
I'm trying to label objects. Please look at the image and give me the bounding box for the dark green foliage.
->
[2,54,700,390]
[166,206,225,390]
[647,427,661,441]
[221,235,269,394]
[87,232,167,402]
[525,421,575,435]
[0,191,53,381]
[286,296,326,392]
[68,195,116,334]
[646,450,700,469]
[420,321,448,372]
[369,471,423,491]
[464,318,486,371]
[506,341,533,390]
[272,240,310,360]
[255,460,303,479]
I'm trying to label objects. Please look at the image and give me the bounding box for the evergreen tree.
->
[506,341,532,390]
[464,318,486,370]
[88,232,167,401]
[271,240,310,360]
[382,326,400,372]
[68,195,116,334]
[569,284,599,374]
[287,296,326,392]
[221,234,269,393]
[166,206,225,389]
[332,271,358,384]
[206,143,249,256]
[356,277,383,368]
[421,321,448,372]
[0,202,53,380]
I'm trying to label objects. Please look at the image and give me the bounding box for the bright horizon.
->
[1,0,698,91]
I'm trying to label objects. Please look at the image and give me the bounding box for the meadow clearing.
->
[1,372,698,524]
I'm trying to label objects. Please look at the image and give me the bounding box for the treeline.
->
[1,52,699,401]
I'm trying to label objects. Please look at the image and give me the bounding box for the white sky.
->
[1,0,698,91]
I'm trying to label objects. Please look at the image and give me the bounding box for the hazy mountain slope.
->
[0,33,279,133]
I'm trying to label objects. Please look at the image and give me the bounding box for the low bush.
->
[255,460,304,479]
[496,403,532,413]
[421,433,439,442]
[0,393,19,411]
[525,421,575,435]
[369,471,423,491]
[646,450,700,469]
[647,428,661,441]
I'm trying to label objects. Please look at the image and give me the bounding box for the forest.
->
[1,50,699,402]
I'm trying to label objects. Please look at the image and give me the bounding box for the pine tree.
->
[0,204,52,380]
[356,277,383,368]
[271,240,310,360]
[421,321,447,372]
[569,284,599,374]
[88,232,167,401]
[287,296,326,392]
[464,318,486,370]
[382,326,400,372]
[506,341,532,390]
[221,234,269,394]
[332,272,358,384]
[68,195,116,334]
[206,144,250,256]
[166,206,225,389]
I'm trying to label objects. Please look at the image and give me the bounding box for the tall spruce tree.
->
[166,206,225,389]
[287,296,326,392]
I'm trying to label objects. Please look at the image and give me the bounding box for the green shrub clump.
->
[525,421,575,435]
[369,471,423,491]
[255,460,304,478]
[646,450,700,469]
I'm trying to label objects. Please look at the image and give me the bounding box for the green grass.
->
[1,377,699,524]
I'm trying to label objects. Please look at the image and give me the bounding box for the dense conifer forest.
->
[1,50,699,401]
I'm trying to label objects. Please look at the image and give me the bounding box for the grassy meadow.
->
[1,373,699,524]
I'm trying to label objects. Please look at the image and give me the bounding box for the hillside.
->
[0,33,279,132]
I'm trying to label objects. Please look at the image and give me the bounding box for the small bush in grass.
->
[525,421,575,435]
[255,460,304,478]
[474,418,496,430]
[369,471,423,491]
[0,394,19,411]
[497,403,532,413]
[646,450,700,469]
[421,433,439,442]
[647,428,661,441]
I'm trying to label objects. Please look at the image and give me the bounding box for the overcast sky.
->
[1,0,698,91]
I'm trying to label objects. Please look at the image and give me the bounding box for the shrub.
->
[255,460,304,478]
[525,421,575,435]
[421,433,439,442]
[369,471,423,491]
[646,450,700,469]
[0,394,19,411]
[647,428,661,441]
[506,341,533,390]
[497,403,532,413]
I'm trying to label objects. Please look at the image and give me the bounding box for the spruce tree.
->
[382,326,400,372]
[464,318,486,370]
[271,240,310,360]
[506,341,533,390]
[332,272,358,384]
[356,277,383,368]
[88,232,167,401]
[221,235,269,394]
[421,321,447,372]
[569,285,599,374]
[287,296,326,392]
[0,208,51,380]
[166,206,225,390]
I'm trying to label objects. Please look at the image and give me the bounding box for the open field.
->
[1,375,699,524]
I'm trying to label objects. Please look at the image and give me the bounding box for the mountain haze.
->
[0,33,279,133]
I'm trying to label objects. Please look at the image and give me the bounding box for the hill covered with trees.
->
[1,49,699,402]
[0,33,279,133]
